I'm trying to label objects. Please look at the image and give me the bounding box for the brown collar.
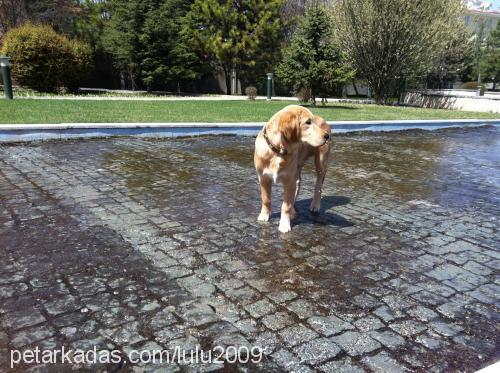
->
[263,127,287,155]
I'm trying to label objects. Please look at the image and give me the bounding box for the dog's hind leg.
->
[258,175,272,222]
[310,149,330,213]
[292,167,302,219]
[294,167,302,203]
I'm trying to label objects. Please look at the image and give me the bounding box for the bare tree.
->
[0,0,27,36]
[24,0,81,34]
[334,0,466,104]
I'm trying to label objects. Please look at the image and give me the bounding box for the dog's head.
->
[276,105,330,147]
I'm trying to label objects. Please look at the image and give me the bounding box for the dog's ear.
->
[277,110,300,142]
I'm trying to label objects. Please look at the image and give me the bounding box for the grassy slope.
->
[0,99,498,124]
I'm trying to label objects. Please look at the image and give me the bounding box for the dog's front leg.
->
[279,176,297,233]
[258,175,272,222]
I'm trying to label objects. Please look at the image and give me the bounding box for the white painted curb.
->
[1,118,499,131]
[476,361,500,373]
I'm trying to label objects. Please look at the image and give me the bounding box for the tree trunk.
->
[352,80,359,96]
[223,67,231,95]
[373,87,384,105]
[371,78,385,105]
[119,72,125,90]
[128,68,137,91]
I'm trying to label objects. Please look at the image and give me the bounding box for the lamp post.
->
[231,69,237,95]
[476,21,484,96]
[266,73,273,100]
[474,3,489,97]
[0,57,13,100]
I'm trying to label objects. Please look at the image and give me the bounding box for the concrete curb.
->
[9,95,373,103]
[0,119,499,143]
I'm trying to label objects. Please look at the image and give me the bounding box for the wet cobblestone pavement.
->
[0,126,499,372]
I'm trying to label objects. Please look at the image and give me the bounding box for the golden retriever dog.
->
[254,105,332,233]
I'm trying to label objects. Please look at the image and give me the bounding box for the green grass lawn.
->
[0,99,498,124]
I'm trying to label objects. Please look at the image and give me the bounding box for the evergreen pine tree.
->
[104,0,200,91]
[277,5,354,104]
[183,0,284,93]
[482,22,500,90]
[140,0,201,91]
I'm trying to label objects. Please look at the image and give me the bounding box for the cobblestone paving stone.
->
[0,126,499,372]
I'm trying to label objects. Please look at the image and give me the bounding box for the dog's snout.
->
[323,133,330,140]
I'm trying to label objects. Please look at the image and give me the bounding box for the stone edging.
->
[0,119,499,143]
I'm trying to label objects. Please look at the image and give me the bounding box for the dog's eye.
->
[305,119,312,125]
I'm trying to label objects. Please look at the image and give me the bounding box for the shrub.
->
[460,81,486,96]
[296,87,312,103]
[65,39,93,92]
[245,86,257,100]
[0,23,93,92]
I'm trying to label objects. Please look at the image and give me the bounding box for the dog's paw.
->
[278,219,291,233]
[309,202,321,213]
[257,212,270,222]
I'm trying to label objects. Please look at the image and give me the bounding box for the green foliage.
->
[103,0,146,89]
[73,0,108,52]
[65,39,94,92]
[335,0,466,104]
[183,0,285,93]
[277,5,354,104]
[104,0,200,90]
[426,28,473,89]
[1,23,93,92]
[481,22,500,89]
[139,0,200,90]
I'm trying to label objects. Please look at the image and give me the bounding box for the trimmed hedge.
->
[0,24,93,92]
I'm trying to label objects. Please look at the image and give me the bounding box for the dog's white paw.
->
[278,219,291,233]
[258,212,270,222]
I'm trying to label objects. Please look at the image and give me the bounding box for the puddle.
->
[101,147,198,192]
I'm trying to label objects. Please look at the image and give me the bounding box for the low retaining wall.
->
[0,120,499,143]
[403,91,500,113]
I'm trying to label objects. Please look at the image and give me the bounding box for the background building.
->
[466,0,500,36]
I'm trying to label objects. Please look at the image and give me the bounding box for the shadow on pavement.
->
[270,195,354,227]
